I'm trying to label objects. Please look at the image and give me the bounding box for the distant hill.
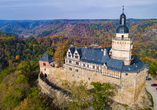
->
[0,19,157,39]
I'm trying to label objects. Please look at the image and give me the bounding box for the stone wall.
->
[134,69,147,103]
[42,64,147,106]
[38,73,69,108]
[49,65,121,103]
[120,72,136,105]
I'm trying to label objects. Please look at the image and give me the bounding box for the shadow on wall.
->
[39,72,71,97]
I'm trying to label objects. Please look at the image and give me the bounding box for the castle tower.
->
[111,6,133,65]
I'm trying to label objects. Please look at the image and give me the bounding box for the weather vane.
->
[122,5,124,13]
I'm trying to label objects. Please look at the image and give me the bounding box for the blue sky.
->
[0,0,157,20]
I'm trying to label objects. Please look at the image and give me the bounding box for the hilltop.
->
[0,19,156,39]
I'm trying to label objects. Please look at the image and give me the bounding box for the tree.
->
[90,82,113,110]
[2,87,26,110]
[16,55,20,60]
[63,81,92,110]
[16,75,28,84]
[17,61,39,76]
[14,87,48,110]
[54,41,70,65]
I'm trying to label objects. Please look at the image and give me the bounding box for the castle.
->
[39,10,149,105]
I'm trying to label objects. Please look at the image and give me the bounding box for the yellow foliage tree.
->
[54,41,70,65]
[8,60,13,67]
[16,55,20,60]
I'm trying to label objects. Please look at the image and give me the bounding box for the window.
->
[76,62,79,65]
[68,52,70,54]
[75,69,78,72]
[69,67,72,71]
[87,64,89,68]
[126,73,128,76]
[44,68,46,71]
[75,53,77,56]
[69,60,72,63]
[68,55,71,57]
[75,56,78,59]
[104,69,106,73]
[116,72,119,76]
[107,70,109,74]
[112,71,115,75]
[122,35,124,39]
[93,66,95,69]
[97,66,99,70]
[43,63,46,66]
[72,74,74,77]
[95,73,97,76]
[83,64,85,67]
[88,77,90,80]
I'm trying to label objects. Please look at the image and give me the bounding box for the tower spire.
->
[122,5,124,13]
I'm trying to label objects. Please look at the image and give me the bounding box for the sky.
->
[0,0,157,20]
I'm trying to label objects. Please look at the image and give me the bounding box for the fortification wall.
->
[134,69,147,103]
[44,65,146,106]
[120,73,136,105]
[49,65,121,102]
[38,73,70,107]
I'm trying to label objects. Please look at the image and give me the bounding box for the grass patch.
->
[145,89,154,108]
[118,103,128,107]
[150,95,154,108]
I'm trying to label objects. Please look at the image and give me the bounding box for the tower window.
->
[122,35,124,39]
[43,63,46,66]
[122,18,124,25]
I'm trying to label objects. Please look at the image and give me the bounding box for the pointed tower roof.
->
[39,54,53,62]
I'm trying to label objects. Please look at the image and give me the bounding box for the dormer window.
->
[68,52,71,57]
[75,53,77,56]
[75,56,78,59]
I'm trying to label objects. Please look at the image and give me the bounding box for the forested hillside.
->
[0,19,156,39]
[0,18,157,109]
